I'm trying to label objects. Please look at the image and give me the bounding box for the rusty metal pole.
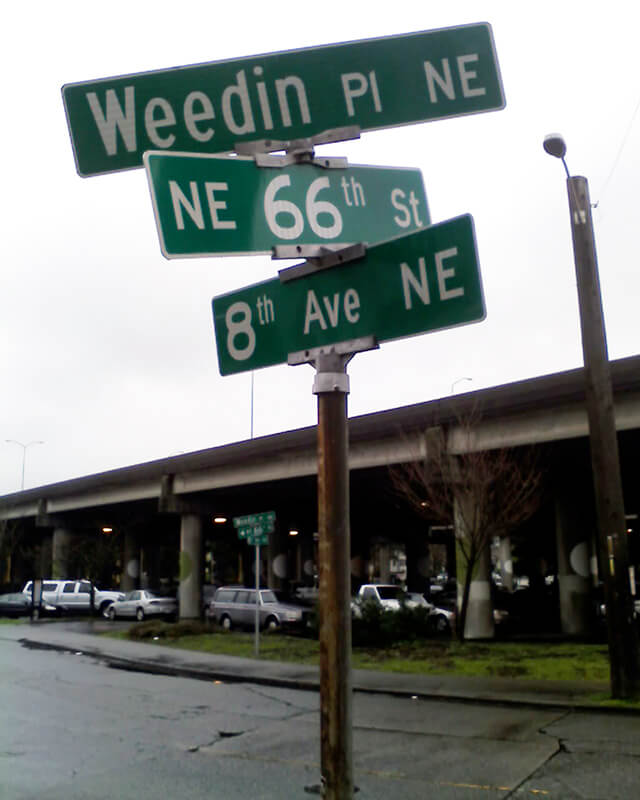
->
[314,349,353,799]
[566,175,640,698]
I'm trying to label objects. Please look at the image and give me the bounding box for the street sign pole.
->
[255,543,260,657]
[286,307,376,798]
[314,348,354,800]
[232,510,274,658]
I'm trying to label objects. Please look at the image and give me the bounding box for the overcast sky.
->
[2,1,639,494]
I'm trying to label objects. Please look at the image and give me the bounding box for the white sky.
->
[2,1,639,494]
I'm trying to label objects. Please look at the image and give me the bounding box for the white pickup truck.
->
[22,579,124,616]
[354,584,404,611]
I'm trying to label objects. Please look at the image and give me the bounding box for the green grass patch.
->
[352,641,610,682]
[108,622,612,684]
[586,692,640,709]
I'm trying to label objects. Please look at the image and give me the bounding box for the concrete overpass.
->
[2,354,639,634]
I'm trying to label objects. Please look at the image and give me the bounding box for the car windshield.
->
[377,587,402,600]
[260,590,278,604]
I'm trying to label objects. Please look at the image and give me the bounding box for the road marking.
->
[439,782,549,795]
[199,752,550,795]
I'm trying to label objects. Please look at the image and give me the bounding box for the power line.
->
[594,92,640,209]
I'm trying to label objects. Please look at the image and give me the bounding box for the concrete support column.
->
[498,536,514,593]
[405,534,431,593]
[139,545,159,590]
[268,526,289,590]
[52,528,73,578]
[350,553,365,589]
[555,489,593,635]
[300,532,316,586]
[455,497,494,639]
[39,532,53,579]
[179,514,203,620]
[120,532,140,593]
[378,542,391,583]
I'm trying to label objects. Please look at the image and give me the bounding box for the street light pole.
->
[5,440,44,491]
[544,134,639,698]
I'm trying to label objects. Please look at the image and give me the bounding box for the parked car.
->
[202,584,218,616]
[22,580,124,616]
[404,592,430,608]
[208,586,308,630]
[293,586,319,606]
[353,584,404,613]
[0,592,59,619]
[352,584,454,632]
[403,591,455,632]
[106,589,177,621]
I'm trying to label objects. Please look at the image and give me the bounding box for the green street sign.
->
[212,214,484,375]
[246,533,269,547]
[144,152,429,257]
[63,24,504,177]
[233,511,276,528]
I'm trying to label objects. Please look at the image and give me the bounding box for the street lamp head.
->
[543,133,567,159]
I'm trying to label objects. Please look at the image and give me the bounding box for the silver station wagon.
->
[208,587,307,631]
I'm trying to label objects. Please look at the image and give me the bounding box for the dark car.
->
[0,592,58,619]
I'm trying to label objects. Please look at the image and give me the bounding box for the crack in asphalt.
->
[500,709,572,798]
[185,730,246,753]
[244,684,317,718]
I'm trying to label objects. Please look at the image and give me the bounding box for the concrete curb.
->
[19,634,640,715]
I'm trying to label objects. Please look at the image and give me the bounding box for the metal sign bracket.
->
[276,243,367,282]
[254,151,348,169]
[288,335,378,372]
[234,125,360,169]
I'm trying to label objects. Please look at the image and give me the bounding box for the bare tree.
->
[67,532,121,587]
[391,416,544,640]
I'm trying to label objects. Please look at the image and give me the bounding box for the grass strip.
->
[107,622,612,683]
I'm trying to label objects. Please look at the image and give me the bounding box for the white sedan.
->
[405,592,455,632]
[106,589,177,621]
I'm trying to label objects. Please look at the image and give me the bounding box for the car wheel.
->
[107,605,116,621]
[220,614,232,631]
[265,616,279,631]
[136,608,145,622]
[31,607,40,621]
[100,602,113,618]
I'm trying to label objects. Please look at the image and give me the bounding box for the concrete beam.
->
[2,390,639,520]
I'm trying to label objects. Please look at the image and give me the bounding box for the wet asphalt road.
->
[2,622,640,799]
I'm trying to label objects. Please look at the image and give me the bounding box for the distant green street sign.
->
[246,533,269,546]
[212,214,484,375]
[144,152,429,257]
[233,511,276,529]
[63,24,504,177]
[238,523,273,538]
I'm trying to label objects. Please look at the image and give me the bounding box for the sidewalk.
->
[3,619,622,712]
